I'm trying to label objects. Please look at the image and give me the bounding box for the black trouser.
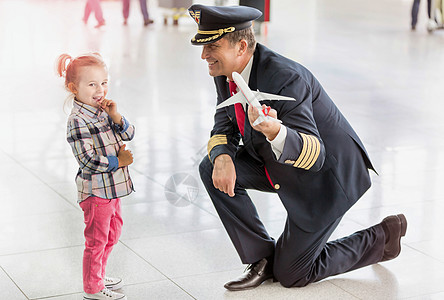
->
[199,149,386,287]
[411,0,432,27]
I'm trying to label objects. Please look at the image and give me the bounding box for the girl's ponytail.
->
[56,54,72,78]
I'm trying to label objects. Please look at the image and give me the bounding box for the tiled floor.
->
[1,0,443,299]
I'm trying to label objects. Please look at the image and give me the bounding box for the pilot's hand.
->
[212,154,236,197]
[248,104,280,141]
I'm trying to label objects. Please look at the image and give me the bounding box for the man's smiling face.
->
[201,38,240,79]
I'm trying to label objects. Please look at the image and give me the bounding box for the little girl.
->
[57,53,134,300]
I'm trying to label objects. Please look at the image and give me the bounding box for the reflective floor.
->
[1,0,444,299]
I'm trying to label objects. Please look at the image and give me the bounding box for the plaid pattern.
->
[67,100,135,202]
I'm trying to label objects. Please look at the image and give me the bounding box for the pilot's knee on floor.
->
[275,274,310,288]
[274,263,310,288]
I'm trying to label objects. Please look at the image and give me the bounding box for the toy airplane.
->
[216,72,296,126]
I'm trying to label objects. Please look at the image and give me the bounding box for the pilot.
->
[189,4,407,290]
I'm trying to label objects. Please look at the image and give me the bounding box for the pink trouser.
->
[83,0,105,23]
[80,197,123,294]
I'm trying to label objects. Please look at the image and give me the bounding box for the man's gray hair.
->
[224,27,256,53]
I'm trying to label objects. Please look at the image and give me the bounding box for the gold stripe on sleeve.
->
[293,133,309,168]
[294,133,321,170]
[298,135,314,168]
[304,136,321,170]
[207,134,227,157]
[300,135,319,170]
[300,135,316,169]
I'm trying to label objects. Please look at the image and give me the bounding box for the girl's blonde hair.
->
[56,52,107,94]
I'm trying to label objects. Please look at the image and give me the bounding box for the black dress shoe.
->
[224,258,274,291]
[380,214,407,261]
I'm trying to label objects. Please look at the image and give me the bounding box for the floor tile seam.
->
[113,279,197,299]
[15,154,73,163]
[406,235,444,243]
[29,294,76,300]
[403,243,444,265]
[347,200,439,215]
[128,166,221,217]
[168,267,245,281]
[130,165,201,185]
[121,198,180,205]
[1,151,79,211]
[30,278,186,298]
[0,265,30,300]
[408,197,444,205]
[352,198,444,209]
[25,279,193,300]
[371,167,444,177]
[120,225,226,242]
[327,279,364,300]
[121,196,217,212]
[131,171,196,193]
[0,243,84,258]
[187,202,219,218]
[0,208,81,225]
[0,180,72,189]
[119,241,197,299]
[399,290,444,300]
[129,166,185,193]
[371,161,443,171]
[370,179,444,188]
[119,278,183,286]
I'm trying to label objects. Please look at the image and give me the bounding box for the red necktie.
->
[229,80,275,189]
[229,81,245,136]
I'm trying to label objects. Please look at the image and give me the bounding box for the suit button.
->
[274,184,280,190]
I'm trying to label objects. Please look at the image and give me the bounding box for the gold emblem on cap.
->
[189,10,201,24]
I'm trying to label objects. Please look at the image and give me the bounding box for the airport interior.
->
[1,0,444,299]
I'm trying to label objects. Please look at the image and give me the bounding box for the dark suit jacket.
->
[207,43,375,232]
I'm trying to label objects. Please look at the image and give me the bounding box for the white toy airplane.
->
[216,72,296,126]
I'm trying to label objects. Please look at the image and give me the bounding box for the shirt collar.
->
[73,99,103,118]
[240,55,254,85]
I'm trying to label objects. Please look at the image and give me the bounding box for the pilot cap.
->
[188,4,262,45]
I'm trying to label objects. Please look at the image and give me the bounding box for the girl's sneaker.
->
[104,277,124,290]
[84,287,126,300]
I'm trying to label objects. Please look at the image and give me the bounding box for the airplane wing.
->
[253,91,296,102]
[215,89,295,110]
[216,92,246,109]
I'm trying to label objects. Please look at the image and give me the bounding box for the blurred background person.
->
[411,0,431,30]
[83,0,106,28]
[122,0,154,26]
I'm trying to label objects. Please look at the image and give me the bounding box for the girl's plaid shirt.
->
[67,100,135,202]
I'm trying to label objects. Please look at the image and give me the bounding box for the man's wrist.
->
[215,154,231,163]
[264,122,281,141]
